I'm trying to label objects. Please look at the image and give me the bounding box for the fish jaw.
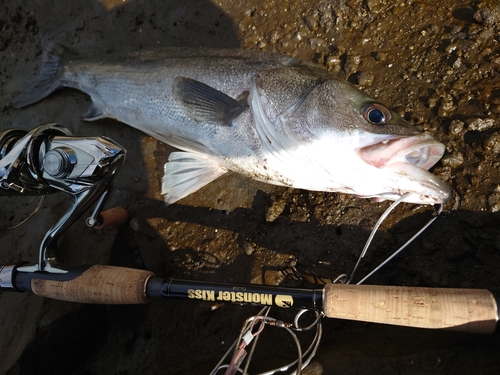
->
[356,134,450,204]
[376,161,451,204]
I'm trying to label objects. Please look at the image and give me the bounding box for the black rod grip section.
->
[4,265,91,292]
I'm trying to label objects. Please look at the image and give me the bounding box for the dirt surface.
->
[1,0,500,374]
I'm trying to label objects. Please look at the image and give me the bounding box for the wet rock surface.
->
[0,1,499,374]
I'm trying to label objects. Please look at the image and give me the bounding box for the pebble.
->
[488,193,500,212]
[441,152,464,168]
[437,93,456,116]
[344,54,361,75]
[427,93,439,109]
[373,51,387,62]
[325,55,341,69]
[467,117,496,131]
[474,7,500,26]
[303,15,318,31]
[484,132,500,154]
[353,70,374,86]
[449,119,464,135]
[242,240,255,255]
[479,29,493,40]
[265,201,286,222]
[308,37,325,48]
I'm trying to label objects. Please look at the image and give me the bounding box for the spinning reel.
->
[0,123,126,273]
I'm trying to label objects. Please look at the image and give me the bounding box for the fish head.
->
[291,80,450,204]
[252,66,450,205]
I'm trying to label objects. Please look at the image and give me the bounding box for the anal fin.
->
[162,151,227,205]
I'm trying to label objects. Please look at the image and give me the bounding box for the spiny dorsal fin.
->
[173,77,246,126]
[162,151,227,205]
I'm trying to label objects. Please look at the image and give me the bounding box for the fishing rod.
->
[0,124,498,336]
[1,262,498,334]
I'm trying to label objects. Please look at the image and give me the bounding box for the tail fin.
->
[11,44,76,108]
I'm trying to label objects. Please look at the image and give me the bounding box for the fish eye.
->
[362,103,391,125]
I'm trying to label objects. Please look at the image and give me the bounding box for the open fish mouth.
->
[358,134,450,203]
[358,134,445,171]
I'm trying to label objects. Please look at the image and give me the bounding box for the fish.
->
[12,45,450,205]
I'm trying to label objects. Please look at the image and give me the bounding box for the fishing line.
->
[289,310,323,374]
[245,310,322,375]
[356,203,443,285]
[347,193,444,285]
[347,193,410,284]
[212,306,322,375]
[211,307,270,375]
[1,196,44,230]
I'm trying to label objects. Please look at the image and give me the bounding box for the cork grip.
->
[323,284,498,333]
[94,207,129,229]
[31,265,154,304]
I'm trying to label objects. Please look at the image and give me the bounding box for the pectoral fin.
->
[162,151,227,205]
[173,77,246,126]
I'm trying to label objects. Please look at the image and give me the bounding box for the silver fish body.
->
[12,45,450,205]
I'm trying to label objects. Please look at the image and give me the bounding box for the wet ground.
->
[1,0,500,374]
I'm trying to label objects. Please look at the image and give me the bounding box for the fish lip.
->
[357,134,445,171]
[383,161,451,204]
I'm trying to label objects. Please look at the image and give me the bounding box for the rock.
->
[467,117,496,131]
[373,51,387,62]
[474,7,500,26]
[484,132,500,154]
[265,200,286,222]
[303,15,319,31]
[353,70,374,86]
[441,152,464,168]
[437,93,456,117]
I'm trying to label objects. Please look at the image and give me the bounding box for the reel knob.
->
[42,147,77,178]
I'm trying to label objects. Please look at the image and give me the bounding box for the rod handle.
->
[31,265,154,304]
[323,284,498,333]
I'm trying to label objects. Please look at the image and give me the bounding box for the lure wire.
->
[356,203,443,285]
[347,193,411,284]
[347,193,444,285]
[214,193,444,374]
